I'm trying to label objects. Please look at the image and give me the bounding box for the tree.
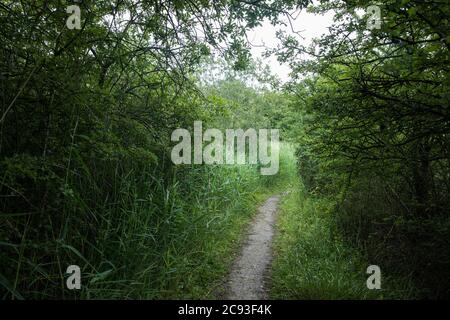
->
[278,0,450,214]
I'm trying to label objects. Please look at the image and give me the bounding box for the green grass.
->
[269,181,417,299]
[2,141,419,299]
[77,164,275,299]
[1,142,296,299]
[80,143,297,299]
[2,138,421,299]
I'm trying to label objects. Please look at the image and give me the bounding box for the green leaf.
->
[407,7,417,16]
[89,269,114,284]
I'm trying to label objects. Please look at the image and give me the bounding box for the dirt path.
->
[226,195,280,300]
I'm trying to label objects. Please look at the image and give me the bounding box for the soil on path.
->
[226,195,280,300]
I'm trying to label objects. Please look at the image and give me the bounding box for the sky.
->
[247,10,335,82]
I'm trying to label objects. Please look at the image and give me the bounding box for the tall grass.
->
[269,146,416,299]
[1,140,294,299]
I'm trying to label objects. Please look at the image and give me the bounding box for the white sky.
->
[247,10,335,82]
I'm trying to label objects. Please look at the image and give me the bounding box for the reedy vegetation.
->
[0,0,297,299]
[1,0,450,299]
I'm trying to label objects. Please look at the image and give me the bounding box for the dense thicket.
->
[0,0,304,299]
[1,0,449,300]
[278,0,450,298]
